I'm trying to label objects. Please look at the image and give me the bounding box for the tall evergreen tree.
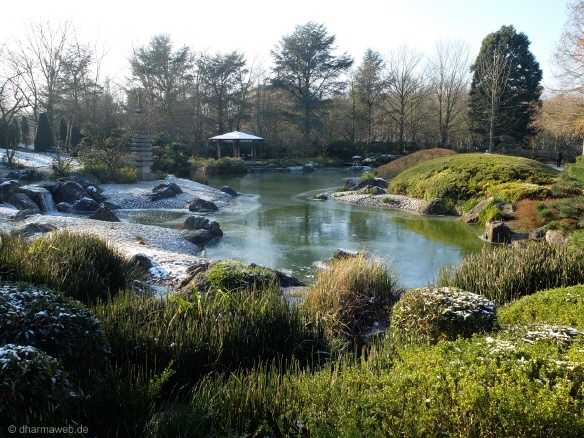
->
[271,22,353,146]
[34,112,55,151]
[469,25,543,149]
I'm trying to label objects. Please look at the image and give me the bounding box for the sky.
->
[0,0,574,92]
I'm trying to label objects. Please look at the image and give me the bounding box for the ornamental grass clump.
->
[0,283,110,371]
[0,344,75,427]
[306,253,403,346]
[206,260,278,293]
[0,231,142,304]
[390,287,497,344]
[436,241,584,306]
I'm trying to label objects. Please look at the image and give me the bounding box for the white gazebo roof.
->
[209,131,263,141]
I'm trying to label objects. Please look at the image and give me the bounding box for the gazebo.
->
[209,131,264,159]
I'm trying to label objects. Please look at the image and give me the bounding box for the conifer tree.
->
[34,113,55,152]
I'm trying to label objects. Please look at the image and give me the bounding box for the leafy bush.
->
[389,153,556,203]
[436,242,584,305]
[0,283,109,370]
[306,254,403,345]
[478,199,502,223]
[0,231,141,304]
[80,161,137,183]
[485,181,549,203]
[206,260,278,292]
[390,287,497,344]
[194,157,246,175]
[498,285,584,331]
[0,344,74,426]
[289,334,584,437]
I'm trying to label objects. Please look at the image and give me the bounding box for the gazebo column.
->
[217,142,221,159]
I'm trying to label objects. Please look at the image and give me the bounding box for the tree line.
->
[1,16,578,165]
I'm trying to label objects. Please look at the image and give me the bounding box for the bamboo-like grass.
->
[0,231,141,303]
[436,241,584,305]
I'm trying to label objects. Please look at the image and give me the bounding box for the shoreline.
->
[330,190,428,213]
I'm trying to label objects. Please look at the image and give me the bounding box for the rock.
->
[345,177,388,191]
[421,198,448,215]
[18,185,55,212]
[131,253,154,272]
[0,180,21,202]
[529,226,547,240]
[150,182,183,202]
[8,192,41,214]
[182,215,223,244]
[59,171,102,188]
[71,197,100,212]
[101,201,122,211]
[313,193,328,200]
[461,198,493,223]
[495,202,515,220]
[56,202,73,213]
[7,168,44,181]
[14,209,42,219]
[330,248,361,261]
[546,230,566,245]
[89,206,120,222]
[187,197,218,212]
[54,181,85,204]
[220,185,238,197]
[11,223,57,238]
[483,221,513,244]
[86,185,107,203]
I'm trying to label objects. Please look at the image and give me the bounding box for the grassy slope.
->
[375,148,456,180]
[388,153,558,202]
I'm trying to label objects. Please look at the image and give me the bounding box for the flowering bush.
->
[391,287,497,343]
[0,283,110,370]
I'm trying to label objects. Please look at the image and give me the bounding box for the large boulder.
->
[89,206,120,222]
[11,222,57,238]
[345,177,388,191]
[461,198,493,224]
[483,221,513,244]
[182,215,223,245]
[71,197,100,213]
[54,180,85,204]
[220,185,238,197]
[187,197,218,212]
[8,192,41,214]
[421,198,448,216]
[18,185,56,212]
[150,182,183,202]
[0,180,20,203]
[58,171,102,188]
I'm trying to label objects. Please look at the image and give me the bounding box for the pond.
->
[117,169,485,288]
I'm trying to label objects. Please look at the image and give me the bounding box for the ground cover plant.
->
[375,148,457,180]
[388,153,556,204]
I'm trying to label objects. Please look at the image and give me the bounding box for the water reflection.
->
[115,171,486,288]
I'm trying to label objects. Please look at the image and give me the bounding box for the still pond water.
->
[200,169,485,288]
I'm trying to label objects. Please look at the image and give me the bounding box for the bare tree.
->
[428,40,471,148]
[382,45,428,148]
[470,48,512,153]
[554,0,584,93]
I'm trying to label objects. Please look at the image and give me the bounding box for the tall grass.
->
[306,254,403,346]
[93,288,326,396]
[436,242,584,305]
[0,231,141,303]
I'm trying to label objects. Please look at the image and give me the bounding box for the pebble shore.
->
[331,191,428,213]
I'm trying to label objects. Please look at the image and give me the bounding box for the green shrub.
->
[436,242,584,305]
[0,231,141,304]
[389,153,556,202]
[0,344,74,426]
[390,287,497,344]
[305,254,403,346]
[195,157,246,175]
[478,201,502,223]
[0,283,109,370]
[498,285,584,331]
[289,334,584,437]
[537,207,555,221]
[206,260,278,292]
[375,148,456,180]
[114,165,138,183]
[485,181,549,203]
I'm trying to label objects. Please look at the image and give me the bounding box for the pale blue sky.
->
[1,0,572,90]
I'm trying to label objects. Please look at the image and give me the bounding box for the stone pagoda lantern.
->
[130,95,155,181]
